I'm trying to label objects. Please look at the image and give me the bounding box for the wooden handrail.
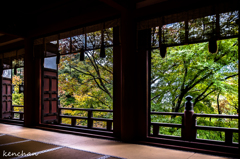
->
[12,105,24,107]
[59,107,113,112]
[150,112,184,116]
[194,113,238,119]
[149,110,238,146]
[195,125,238,132]
[151,122,182,128]
[58,107,113,131]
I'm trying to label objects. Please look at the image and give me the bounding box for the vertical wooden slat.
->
[71,118,76,127]
[49,77,52,114]
[0,60,2,119]
[137,28,151,140]
[20,113,24,120]
[107,120,112,131]
[88,110,93,128]
[24,38,35,126]
[153,125,159,136]
[58,108,62,124]
[225,130,233,145]
[113,26,121,138]
[181,115,184,138]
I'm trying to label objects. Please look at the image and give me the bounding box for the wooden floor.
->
[0,123,235,159]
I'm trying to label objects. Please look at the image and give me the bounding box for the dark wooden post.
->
[20,113,24,120]
[182,95,196,141]
[225,130,233,145]
[0,59,2,119]
[137,29,151,140]
[107,120,112,131]
[88,110,93,129]
[120,10,138,142]
[58,107,62,124]
[24,38,40,127]
[71,118,76,127]
[113,26,121,139]
[237,9,240,151]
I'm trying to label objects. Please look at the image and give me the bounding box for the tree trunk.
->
[217,91,221,114]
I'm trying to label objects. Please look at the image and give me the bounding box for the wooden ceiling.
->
[0,0,236,53]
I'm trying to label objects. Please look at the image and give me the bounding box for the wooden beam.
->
[27,4,119,38]
[0,35,18,44]
[0,28,25,38]
[99,0,126,11]
[0,38,24,47]
[0,40,24,54]
[135,0,232,20]
[136,0,167,9]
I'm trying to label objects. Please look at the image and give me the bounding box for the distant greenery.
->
[57,26,238,142]
[150,38,238,142]
[12,68,24,119]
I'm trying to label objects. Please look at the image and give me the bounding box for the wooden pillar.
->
[136,29,151,140]
[120,10,137,142]
[0,59,2,119]
[24,38,40,127]
[113,26,122,139]
[182,96,196,141]
[238,8,240,151]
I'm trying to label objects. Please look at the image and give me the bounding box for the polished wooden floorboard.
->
[0,123,233,159]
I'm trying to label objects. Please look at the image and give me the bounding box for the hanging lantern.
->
[100,23,106,58]
[56,52,60,64]
[80,47,85,61]
[208,37,218,54]
[160,44,167,58]
[19,82,24,93]
[208,14,218,54]
[159,17,167,58]
[100,42,105,58]
[14,65,17,75]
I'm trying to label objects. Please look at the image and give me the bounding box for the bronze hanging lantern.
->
[19,82,24,93]
[159,17,167,58]
[208,7,219,54]
[56,52,60,64]
[160,44,167,58]
[100,23,106,58]
[80,46,85,61]
[14,64,17,75]
[208,37,218,54]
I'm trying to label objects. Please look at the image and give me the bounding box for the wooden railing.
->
[194,114,238,145]
[58,107,113,131]
[11,105,24,120]
[150,112,184,138]
[149,96,239,147]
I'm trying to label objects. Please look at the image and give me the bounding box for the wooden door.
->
[41,68,58,124]
[1,77,12,119]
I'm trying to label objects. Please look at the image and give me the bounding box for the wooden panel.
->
[44,101,49,114]
[41,68,58,124]
[52,79,57,91]
[1,78,12,119]
[44,78,49,91]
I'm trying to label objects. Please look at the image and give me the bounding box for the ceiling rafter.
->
[99,0,126,11]
[0,35,19,44]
